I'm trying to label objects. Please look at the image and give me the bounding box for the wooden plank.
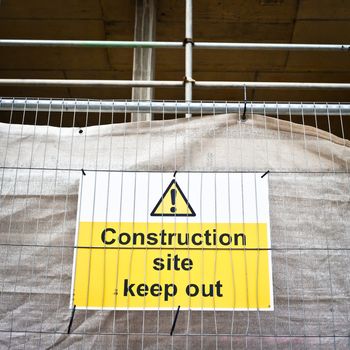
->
[297,0,350,20]
[0,0,102,19]
[158,0,298,23]
[100,0,134,21]
[156,21,294,42]
[0,20,110,70]
[287,20,350,72]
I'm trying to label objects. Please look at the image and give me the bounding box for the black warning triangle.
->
[150,179,196,217]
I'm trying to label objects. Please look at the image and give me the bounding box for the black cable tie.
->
[173,170,177,177]
[170,305,181,336]
[67,305,76,334]
[183,38,194,46]
[242,101,247,120]
[81,169,86,176]
[241,85,248,121]
[261,170,270,178]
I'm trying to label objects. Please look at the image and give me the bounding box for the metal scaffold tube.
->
[0,79,349,89]
[0,79,183,88]
[1,98,349,116]
[194,42,350,51]
[0,39,349,51]
[0,39,182,48]
[185,0,193,117]
[196,81,350,89]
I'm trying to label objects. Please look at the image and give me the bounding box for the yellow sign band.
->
[73,222,272,310]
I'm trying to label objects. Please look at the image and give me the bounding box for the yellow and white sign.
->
[70,172,273,310]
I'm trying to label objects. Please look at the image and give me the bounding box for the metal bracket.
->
[183,76,196,85]
[183,37,194,46]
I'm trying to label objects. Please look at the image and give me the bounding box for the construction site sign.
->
[70,172,273,310]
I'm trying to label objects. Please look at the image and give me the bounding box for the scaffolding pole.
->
[195,81,350,89]
[1,79,350,90]
[0,79,183,88]
[195,42,350,51]
[185,0,193,117]
[0,39,349,51]
[0,39,181,48]
[1,98,349,116]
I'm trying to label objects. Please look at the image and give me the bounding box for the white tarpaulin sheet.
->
[0,113,349,349]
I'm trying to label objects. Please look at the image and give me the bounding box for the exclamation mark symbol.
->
[170,188,177,213]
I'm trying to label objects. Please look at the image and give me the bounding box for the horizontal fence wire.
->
[1,98,350,115]
[0,99,349,349]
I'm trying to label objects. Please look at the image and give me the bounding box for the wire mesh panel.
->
[0,99,349,349]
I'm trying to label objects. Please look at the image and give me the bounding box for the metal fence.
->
[0,100,349,349]
[0,0,350,348]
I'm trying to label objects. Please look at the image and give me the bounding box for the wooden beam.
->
[132,0,156,122]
